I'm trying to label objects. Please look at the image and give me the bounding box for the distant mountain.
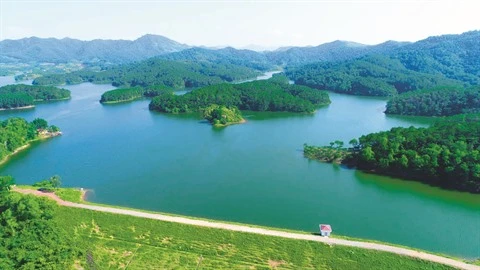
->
[238,44,280,52]
[286,31,480,96]
[392,30,480,84]
[266,40,409,65]
[156,47,274,71]
[0,34,189,64]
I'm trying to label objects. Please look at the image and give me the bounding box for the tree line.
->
[385,86,480,116]
[149,75,330,113]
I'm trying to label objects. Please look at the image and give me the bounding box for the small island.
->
[99,85,173,104]
[304,115,480,193]
[202,104,245,127]
[0,84,71,110]
[149,74,331,114]
[0,117,61,165]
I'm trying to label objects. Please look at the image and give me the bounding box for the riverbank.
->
[12,186,479,269]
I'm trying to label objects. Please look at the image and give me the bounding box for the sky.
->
[1,0,479,49]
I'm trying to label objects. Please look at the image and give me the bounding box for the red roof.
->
[320,224,332,232]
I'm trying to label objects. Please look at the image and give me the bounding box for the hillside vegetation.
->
[32,59,260,88]
[149,74,330,113]
[287,31,480,96]
[158,47,273,71]
[286,55,463,96]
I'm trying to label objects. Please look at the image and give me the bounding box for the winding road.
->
[14,187,479,270]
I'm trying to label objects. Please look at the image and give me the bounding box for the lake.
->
[0,76,479,259]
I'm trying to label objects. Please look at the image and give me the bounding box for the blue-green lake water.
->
[0,76,479,259]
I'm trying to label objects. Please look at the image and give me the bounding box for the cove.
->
[0,77,479,259]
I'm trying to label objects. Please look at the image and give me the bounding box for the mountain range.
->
[0,34,189,64]
[2,31,478,70]
[2,30,480,96]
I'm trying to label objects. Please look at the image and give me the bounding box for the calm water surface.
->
[0,77,479,258]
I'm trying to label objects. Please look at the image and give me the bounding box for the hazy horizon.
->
[1,0,479,49]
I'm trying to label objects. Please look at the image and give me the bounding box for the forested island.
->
[202,104,245,127]
[0,117,61,164]
[385,86,480,116]
[99,85,173,103]
[149,74,330,113]
[32,59,260,88]
[304,115,480,193]
[100,87,144,103]
[0,84,70,110]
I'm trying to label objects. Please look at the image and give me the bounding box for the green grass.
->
[55,188,83,203]
[13,186,466,262]
[56,207,454,270]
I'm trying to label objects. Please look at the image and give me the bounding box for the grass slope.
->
[55,206,453,269]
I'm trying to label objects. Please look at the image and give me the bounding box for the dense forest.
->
[304,115,480,193]
[0,178,77,269]
[202,104,244,127]
[99,85,174,103]
[0,84,70,109]
[149,75,330,113]
[286,55,464,96]
[32,59,260,88]
[385,86,480,116]
[0,117,59,161]
[0,93,34,109]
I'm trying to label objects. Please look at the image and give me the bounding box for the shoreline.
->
[34,96,71,102]
[0,131,61,166]
[304,151,480,195]
[0,105,35,111]
[12,186,480,269]
[100,96,143,104]
[212,118,247,127]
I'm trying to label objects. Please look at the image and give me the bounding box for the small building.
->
[319,224,332,237]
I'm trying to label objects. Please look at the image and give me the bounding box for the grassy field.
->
[54,206,454,270]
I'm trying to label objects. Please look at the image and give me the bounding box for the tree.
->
[349,138,359,148]
[0,176,14,193]
[31,118,48,130]
[33,175,62,192]
[50,175,62,189]
[0,193,77,268]
[48,125,60,133]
